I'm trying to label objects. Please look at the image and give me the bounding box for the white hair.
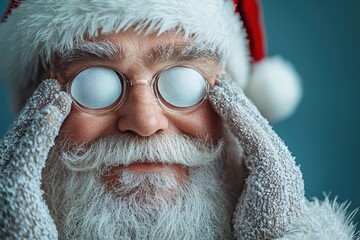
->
[59,133,224,170]
[43,133,233,239]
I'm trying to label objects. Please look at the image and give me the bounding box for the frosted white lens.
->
[70,67,122,109]
[157,67,207,108]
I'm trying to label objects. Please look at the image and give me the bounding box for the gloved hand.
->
[0,79,71,239]
[209,74,305,239]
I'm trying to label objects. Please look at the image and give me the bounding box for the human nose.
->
[117,80,169,137]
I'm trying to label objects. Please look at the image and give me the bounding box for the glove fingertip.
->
[30,105,66,145]
[51,92,72,116]
[42,78,62,89]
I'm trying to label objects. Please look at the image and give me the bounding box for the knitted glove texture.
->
[0,79,71,239]
[209,74,305,239]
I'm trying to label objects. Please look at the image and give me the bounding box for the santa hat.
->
[0,0,301,122]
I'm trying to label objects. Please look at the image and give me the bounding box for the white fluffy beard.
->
[43,133,233,240]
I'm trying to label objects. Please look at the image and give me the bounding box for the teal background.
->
[261,0,360,229]
[0,0,359,229]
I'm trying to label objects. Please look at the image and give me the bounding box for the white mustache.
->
[55,133,224,171]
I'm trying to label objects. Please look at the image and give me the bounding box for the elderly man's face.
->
[43,29,230,239]
[53,29,222,182]
[43,29,232,238]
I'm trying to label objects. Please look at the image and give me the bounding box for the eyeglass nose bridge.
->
[124,79,155,102]
[123,78,162,106]
[128,79,152,86]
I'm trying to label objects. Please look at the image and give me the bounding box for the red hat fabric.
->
[235,0,266,62]
[2,0,22,23]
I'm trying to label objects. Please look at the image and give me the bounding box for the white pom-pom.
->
[245,57,302,122]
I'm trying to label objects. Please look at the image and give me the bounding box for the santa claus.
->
[0,0,358,239]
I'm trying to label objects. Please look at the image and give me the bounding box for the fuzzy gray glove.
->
[209,74,305,239]
[0,79,71,239]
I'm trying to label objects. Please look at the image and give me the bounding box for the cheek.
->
[170,101,223,142]
[59,108,118,143]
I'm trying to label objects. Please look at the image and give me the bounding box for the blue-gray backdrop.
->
[0,0,359,229]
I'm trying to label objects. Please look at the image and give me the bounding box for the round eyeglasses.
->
[65,66,210,114]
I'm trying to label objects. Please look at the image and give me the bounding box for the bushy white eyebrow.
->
[53,40,123,67]
[145,42,219,64]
